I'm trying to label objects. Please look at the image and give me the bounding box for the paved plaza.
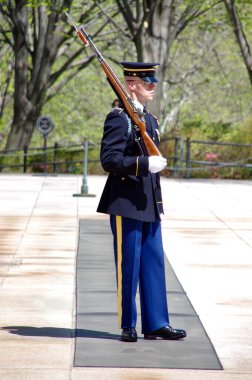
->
[0,174,251,380]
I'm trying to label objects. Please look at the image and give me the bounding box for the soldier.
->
[97,62,186,342]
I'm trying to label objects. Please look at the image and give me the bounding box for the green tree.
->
[115,0,224,120]
[1,0,252,152]
[0,0,118,150]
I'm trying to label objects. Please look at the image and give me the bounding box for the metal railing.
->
[184,138,252,178]
[0,141,100,174]
[0,137,251,178]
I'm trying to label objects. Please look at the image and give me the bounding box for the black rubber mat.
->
[74,219,222,369]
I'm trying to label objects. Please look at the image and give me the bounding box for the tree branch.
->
[94,0,131,39]
[49,49,95,86]
[44,55,95,103]
[174,0,223,38]
[223,0,252,85]
[115,0,135,35]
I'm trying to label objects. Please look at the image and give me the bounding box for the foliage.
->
[0,0,127,150]
[224,117,252,144]
[164,6,252,138]
[0,0,251,177]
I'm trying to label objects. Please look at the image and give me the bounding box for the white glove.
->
[148,156,167,173]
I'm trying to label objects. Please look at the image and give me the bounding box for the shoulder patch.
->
[111,107,124,113]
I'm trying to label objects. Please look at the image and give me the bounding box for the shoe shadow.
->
[1,326,120,340]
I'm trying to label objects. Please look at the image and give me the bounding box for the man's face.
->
[125,77,156,104]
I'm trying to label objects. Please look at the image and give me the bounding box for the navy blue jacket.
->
[97,107,164,222]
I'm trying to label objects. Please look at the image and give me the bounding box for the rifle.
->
[65,11,162,157]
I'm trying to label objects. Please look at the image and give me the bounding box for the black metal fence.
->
[184,138,252,179]
[0,137,252,178]
[0,141,102,175]
[162,137,252,178]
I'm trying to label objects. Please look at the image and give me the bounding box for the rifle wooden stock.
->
[65,12,162,157]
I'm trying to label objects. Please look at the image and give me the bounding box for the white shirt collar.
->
[132,99,144,113]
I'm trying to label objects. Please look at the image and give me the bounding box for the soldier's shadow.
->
[1,326,119,340]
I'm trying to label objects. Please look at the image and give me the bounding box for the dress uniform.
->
[97,62,186,342]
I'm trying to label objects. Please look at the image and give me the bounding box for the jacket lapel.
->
[144,110,155,137]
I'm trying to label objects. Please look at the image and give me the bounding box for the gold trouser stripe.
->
[116,215,122,327]
[136,156,139,176]
[124,67,157,71]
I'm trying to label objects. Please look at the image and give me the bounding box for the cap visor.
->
[141,76,158,83]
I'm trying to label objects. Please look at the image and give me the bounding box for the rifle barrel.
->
[64,11,162,157]
[65,11,89,47]
[65,12,78,31]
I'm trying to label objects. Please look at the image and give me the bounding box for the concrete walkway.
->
[0,174,251,380]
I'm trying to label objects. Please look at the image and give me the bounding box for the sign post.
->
[73,139,96,197]
[36,116,54,175]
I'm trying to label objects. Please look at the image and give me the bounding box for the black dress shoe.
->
[144,325,186,340]
[121,328,138,342]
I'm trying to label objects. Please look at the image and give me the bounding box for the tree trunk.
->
[4,1,41,149]
[5,110,41,150]
[133,0,175,120]
[223,0,252,85]
[2,0,104,150]
[4,2,48,150]
[117,0,230,125]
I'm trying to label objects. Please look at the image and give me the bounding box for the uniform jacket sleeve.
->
[100,109,149,176]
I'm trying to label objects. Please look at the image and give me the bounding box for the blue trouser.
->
[110,215,169,334]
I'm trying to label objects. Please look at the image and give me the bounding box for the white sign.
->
[36,115,54,136]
